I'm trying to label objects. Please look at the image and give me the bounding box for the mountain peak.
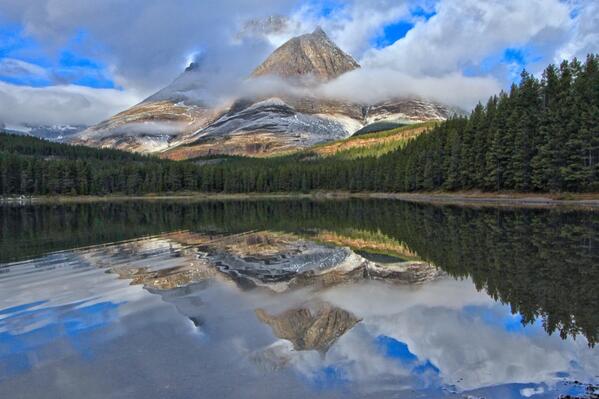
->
[312,26,327,37]
[251,27,360,83]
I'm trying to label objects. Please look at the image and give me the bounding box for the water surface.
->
[1,200,598,398]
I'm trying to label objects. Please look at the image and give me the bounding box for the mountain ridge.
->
[73,28,454,158]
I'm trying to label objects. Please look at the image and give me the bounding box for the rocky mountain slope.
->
[74,28,454,158]
[251,27,360,82]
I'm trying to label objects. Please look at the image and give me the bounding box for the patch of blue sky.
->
[463,46,544,84]
[0,23,50,67]
[373,20,414,48]
[0,300,48,316]
[371,3,437,50]
[564,384,592,398]
[412,359,440,375]
[0,301,122,375]
[0,71,53,88]
[0,23,30,57]
[57,51,117,89]
[375,335,441,389]
[410,4,437,21]
[302,365,350,391]
[462,304,543,336]
[299,0,346,18]
[60,50,102,69]
[0,352,31,381]
[375,335,418,363]
[0,22,116,89]
[503,48,527,66]
[0,301,122,354]
[569,5,580,19]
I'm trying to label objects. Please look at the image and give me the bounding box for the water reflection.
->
[256,303,360,354]
[1,200,598,398]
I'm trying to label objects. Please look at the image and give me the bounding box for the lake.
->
[1,200,598,398]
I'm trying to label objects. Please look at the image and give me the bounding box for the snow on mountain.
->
[74,27,454,158]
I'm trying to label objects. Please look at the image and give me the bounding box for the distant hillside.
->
[0,132,149,162]
[309,122,438,159]
[352,121,405,136]
[1,124,86,142]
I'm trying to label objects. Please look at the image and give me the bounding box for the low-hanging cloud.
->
[317,67,502,110]
[231,68,501,111]
[0,82,139,126]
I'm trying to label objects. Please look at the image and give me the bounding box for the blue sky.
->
[0,24,116,89]
[0,0,597,126]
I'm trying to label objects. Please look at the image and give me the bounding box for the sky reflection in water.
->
[0,201,597,399]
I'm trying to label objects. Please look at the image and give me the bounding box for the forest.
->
[1,54,598,196]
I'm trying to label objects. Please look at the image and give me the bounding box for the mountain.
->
[74,28,453,159]
[251,27,360,82]
[2,123,86,142]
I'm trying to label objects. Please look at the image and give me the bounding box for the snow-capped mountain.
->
[2,123,87,141]
[73,28,454,159]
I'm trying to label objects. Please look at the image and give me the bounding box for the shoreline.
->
[2,191,599,209]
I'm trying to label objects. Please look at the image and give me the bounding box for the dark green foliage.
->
[1,55,598,195]
[352,121,405,136]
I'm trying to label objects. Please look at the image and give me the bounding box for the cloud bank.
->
[0,0,598,126]
[0,82,139,126]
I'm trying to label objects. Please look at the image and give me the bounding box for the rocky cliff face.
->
[251,27,360,83]
[74,28,454,158]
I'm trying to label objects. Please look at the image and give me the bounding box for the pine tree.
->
[532,64,560,190]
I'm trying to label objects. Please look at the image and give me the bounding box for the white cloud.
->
[0,58,49,80]
[317,67,502,109]
[0,81,141,126]
[361,0,572,77]
[0,0,299,95]
[1,0,599,126]
[286,0,413,57]
[315,279,599,392]
[557,0,599,62]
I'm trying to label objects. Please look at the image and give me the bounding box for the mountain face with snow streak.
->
[73,28,454,158]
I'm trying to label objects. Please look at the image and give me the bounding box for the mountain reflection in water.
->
[0,199,598,399]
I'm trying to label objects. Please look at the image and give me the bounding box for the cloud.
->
[557,0,599,62]
[0,58,48,79]
[361,0,573,79]
[315,279,599,392]
[1,0,599,126]
[362,0,571,83]
[0,0,300,95]
[286,0,414,57]
[0,81,140,126]
[317,67,502,109]
[234,68,500,111]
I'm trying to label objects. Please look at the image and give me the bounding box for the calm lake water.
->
[1,200,598,399]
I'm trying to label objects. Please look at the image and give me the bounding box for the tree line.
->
[1,54,597,195]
